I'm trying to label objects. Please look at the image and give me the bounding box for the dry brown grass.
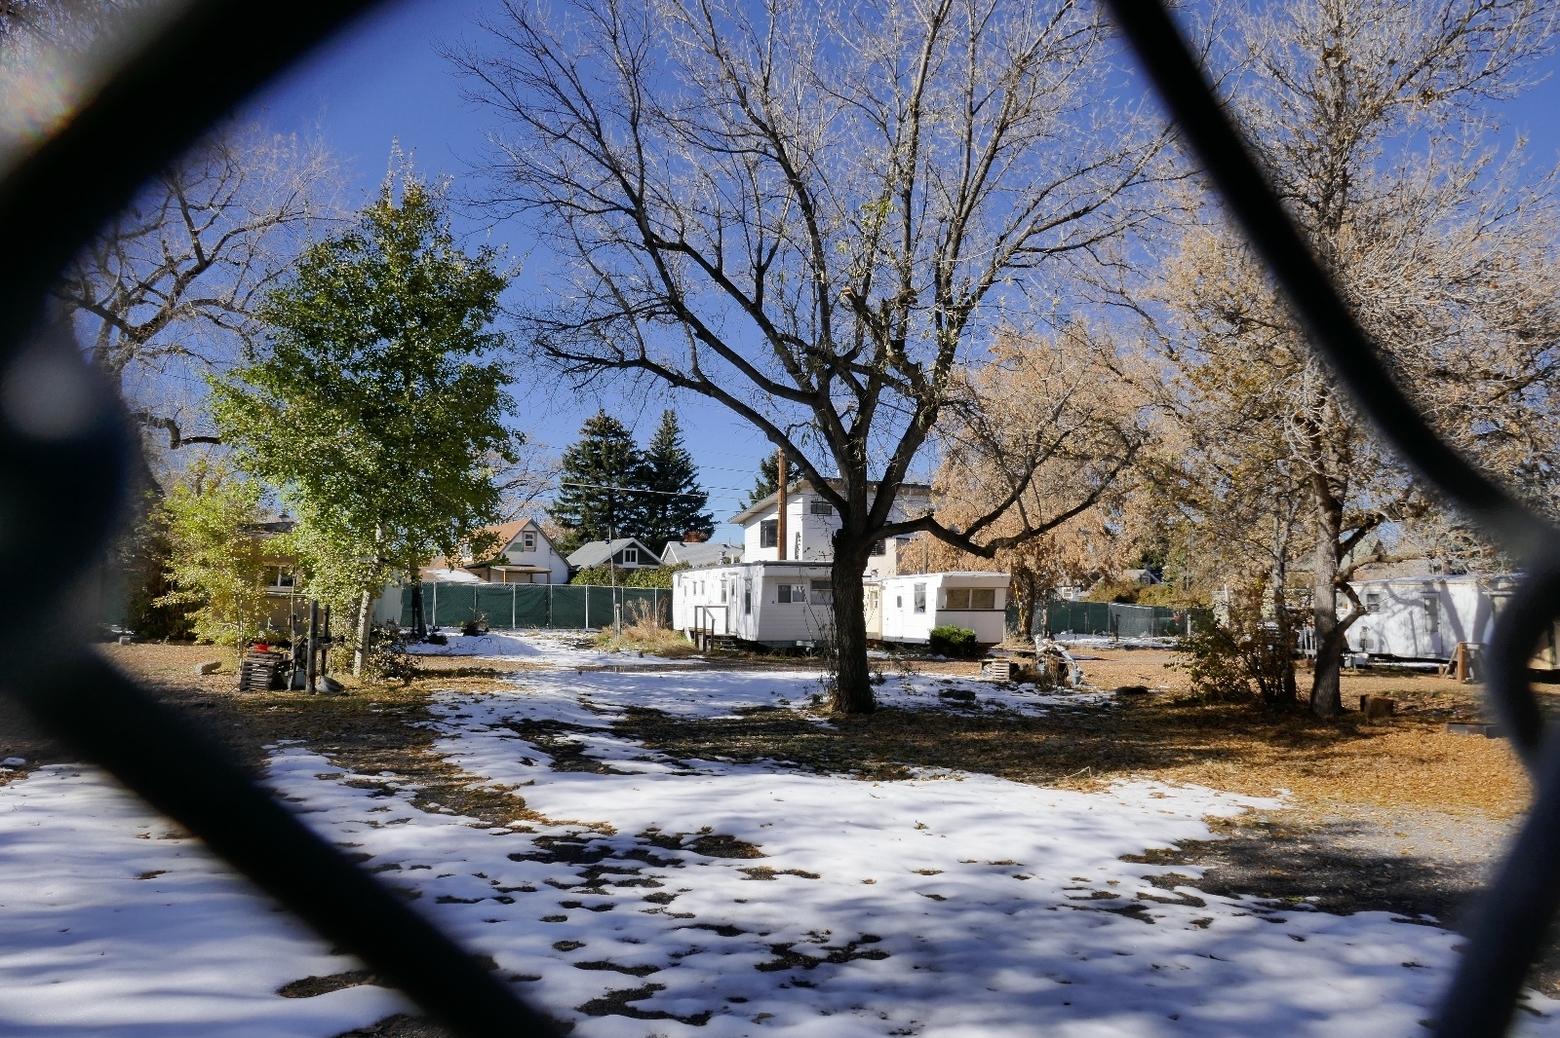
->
[13,641,1535,827]
[593,607,698,659]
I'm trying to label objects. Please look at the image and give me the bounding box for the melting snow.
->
[0,636,1551,1036]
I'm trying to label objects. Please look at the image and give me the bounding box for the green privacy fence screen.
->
[400,582,669,630]
[1041,599,1211,639]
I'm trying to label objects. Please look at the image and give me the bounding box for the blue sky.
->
[246,0,785,541]
[244,0,1560,543]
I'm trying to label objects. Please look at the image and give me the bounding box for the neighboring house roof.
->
[730,479,933,525]
[479,516,560,557]
[567,538,662,569]
[418,565,484,584]
[661,541,743,566]
[1351,558,1460,582]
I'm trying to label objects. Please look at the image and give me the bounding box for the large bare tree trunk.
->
[1309,487,1344,717]
[829,545,874,715]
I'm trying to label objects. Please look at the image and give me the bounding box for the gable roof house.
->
[730,480,933,579]
[660,539,744,567]
[464,518,571,585]
[420,517,571,585]
[567,537,662,574]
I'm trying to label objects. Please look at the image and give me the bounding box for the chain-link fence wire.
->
[0,2,560,1035]
[1040,600,1209,640]
[1099,5,1560,1034]
[397,582,670,630]
[1,1,1556,1036]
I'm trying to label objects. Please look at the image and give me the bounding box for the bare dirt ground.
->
[5,637,1554,1012]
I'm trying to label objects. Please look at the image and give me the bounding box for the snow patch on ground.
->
[0,765,406,1037]
[1,661,1555,1036]
[408,628,694,666]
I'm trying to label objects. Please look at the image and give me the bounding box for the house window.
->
[945,588,971,610]
[522,531,536,551]
[778,583,806,604]
[1365,591,1381,614]
[264,565,294,590]
[970,588,996,610]
[869,539,886,557]
[810,499,834,515]
[759,519,778,548]
[622,547,639,565]
[913,583,926,613]
[810,580,834,605]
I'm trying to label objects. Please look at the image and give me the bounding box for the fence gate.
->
[2,1,1558,1036]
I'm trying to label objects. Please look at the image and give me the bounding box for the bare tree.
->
[1151,0,1560,716]
[913,324,1151,636]
[453,0,1176,711]
[55,124,338,483]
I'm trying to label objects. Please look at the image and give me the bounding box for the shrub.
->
[1172,591,1295,705]
[362,622,418,684]
[460,611,489,638]
[929,625,979,659]
[594,598,694,658]
[571,563,686,589]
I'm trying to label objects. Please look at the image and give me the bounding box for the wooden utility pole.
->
[776,449,788,560]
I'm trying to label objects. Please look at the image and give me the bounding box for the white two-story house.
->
[729,480,932,578]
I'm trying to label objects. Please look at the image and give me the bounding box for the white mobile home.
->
[673,561,835,646]
[874,572,1010,646]
[1345,574,1514,660]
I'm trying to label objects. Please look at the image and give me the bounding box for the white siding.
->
[498,523,571,584]
[1346,576,1511,659]
[878,573,1008,645]
[673,561,832,644]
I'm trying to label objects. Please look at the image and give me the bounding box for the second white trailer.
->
[875,572,1010,646]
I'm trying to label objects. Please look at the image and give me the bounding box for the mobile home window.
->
[1365,591,1381,613]
[778,583,806,604]
[809,499,834,515]
[759,519,778,548]
[721,581,728,603]
[944,587,971,610]
[913,583,926,613]
[970,588,996,610]
[744,580,752,614]
[810,580,834,604]
[794,531,802,558]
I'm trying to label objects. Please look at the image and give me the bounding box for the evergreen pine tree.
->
[746,453,780,507]
[746,449,805,506]
[640,410,713,550]
[550,411,645,552]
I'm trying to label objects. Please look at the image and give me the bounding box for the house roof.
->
[480,516,559,557]
[567,538,661,569]
[661,541,743,566]
[729,480,933,525]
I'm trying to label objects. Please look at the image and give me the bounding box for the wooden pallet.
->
[238,650,284,692]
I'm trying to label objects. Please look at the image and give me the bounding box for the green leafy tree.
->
[639,410,713,551]
[549,411,645,552]
[156,459,274,647]
[212,165,518,673]
[571,563,684,589]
